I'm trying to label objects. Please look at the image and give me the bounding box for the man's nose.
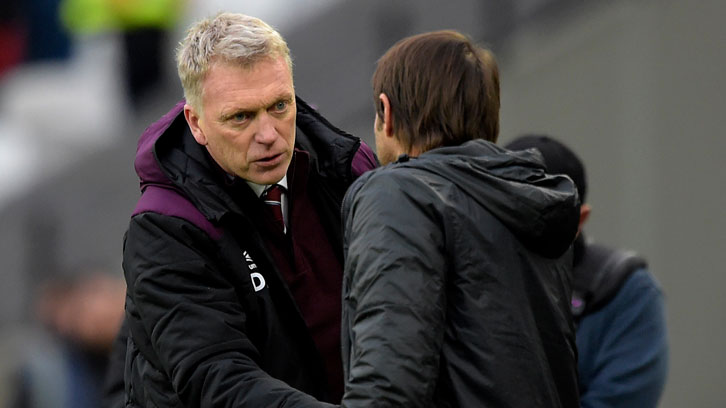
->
[254,113,278,144]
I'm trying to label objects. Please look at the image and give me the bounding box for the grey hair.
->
[176,12,292,109]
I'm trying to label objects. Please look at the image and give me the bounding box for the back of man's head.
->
[373,30,500,153]
[505,134,588,202]
[176,12,292,110]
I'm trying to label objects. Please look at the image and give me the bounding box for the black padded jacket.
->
[116,97,377,408]
[341,140,581,408]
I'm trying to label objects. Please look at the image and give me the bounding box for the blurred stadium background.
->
[0,0,723,406]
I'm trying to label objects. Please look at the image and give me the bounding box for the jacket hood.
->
[403,139,580,258]
[133,100,237,221]
[134,99,186,190]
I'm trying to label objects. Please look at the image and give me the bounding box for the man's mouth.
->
[256,153,283,166]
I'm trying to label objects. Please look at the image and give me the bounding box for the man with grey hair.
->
[107,12,377,407]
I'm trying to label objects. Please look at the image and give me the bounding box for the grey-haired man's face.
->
[185,56,296,184]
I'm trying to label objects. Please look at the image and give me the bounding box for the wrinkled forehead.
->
[202,56,296,114]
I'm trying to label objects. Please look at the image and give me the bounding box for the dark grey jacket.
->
[341,139,581,408]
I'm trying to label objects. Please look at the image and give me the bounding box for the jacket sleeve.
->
[124,212,335,408]
[577,268,669,408]
[341,173,448,407]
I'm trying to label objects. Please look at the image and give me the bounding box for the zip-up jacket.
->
[122,97,377,407]
[341,140,581,407]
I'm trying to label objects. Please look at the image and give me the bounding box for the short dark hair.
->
[372,30,500,153]
[504,134,588,202]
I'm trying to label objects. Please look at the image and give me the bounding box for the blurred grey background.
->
[0,0,723,406]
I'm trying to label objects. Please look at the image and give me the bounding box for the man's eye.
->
[232,112,250,122]
[272,101,288,112]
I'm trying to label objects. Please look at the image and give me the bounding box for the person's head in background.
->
[372,30,500,165]
[505,134,591,232]
[177,12,296,185]
[36,270,126,354]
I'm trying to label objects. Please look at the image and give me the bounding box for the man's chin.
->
[247,168,286,185]
[245,154,291,184]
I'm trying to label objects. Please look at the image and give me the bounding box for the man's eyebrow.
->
[267,93,295,107]
[218,93,295,121]
[219,109,255,121]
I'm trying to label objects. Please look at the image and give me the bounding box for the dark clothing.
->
[22,0,72,63]
[102,319,127,408]
[122,28,166,107]
[120,97,377,407]
[570,236,648,321]
[341,140,581,407]
[573,237,668,408]
[258,151,345,400]
[12,335,109,408]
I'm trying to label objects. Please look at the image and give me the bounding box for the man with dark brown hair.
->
[340,30,581,407]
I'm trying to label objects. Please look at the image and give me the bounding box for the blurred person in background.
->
[0,0,72,80]
[9,269,125,408]
[60,0,185,107]
[23,0,72,63]
[107,12,377,408]
[0,0,27,78]
[505,135,669,408]
[340,30,580,407]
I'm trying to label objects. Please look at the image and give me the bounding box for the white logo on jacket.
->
[243,250,266,292]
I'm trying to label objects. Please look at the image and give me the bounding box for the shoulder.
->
[355,161,433,190]
[124,210,226,294]
[602,267,663,318]
[342,164,445,230]
[616,267,664,305]
[579,267,664,334]
[132,185,223,240]
[125,211,216,260]
[125,197,224,282]
[346,165,427,205]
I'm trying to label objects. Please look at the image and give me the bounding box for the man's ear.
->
[184,104,207,146]
[378,93,394,138]
[578,203,592,235]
